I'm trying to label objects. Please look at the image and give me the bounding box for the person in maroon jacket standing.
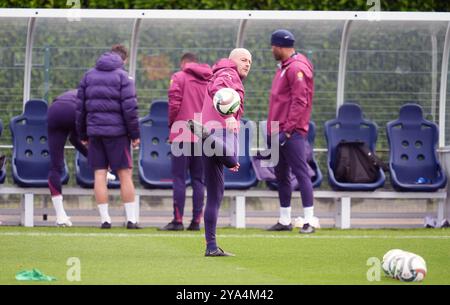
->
[159,53,212,231]
[266,29,317,234]
[190,48,252,256]
[77,44,141,229]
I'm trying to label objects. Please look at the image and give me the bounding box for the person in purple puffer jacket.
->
[77,44,141,229]
[159,53,212,232]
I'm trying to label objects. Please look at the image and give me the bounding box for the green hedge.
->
[0,0,449,11]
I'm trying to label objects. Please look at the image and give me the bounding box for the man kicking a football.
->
[189,48,252,256]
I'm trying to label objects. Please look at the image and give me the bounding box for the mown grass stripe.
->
[1,232,450,239]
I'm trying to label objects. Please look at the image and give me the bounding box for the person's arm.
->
[168,73,183,128]
[120,73,140,142]
[283,64,312,135]
[76,76,88,142]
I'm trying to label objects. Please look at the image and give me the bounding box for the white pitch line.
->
[0,232,450,239]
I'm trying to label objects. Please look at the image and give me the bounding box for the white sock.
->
[52,195,68,221]
[279,206,292,226]
[98,203,111,224]
[304,206,314,224]
[124,202,136,224]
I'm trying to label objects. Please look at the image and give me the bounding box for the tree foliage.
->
[0,0,448,11]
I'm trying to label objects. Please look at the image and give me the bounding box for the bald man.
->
[189,48,252,257]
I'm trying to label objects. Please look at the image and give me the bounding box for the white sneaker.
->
[56,217,72,227]
[106,171,116,182]
[294,216,320,229]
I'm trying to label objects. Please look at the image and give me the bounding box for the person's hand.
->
[132,138,140,149]
[279,131,292,146]
[81,140,88,147]
[225,116,238,133]
[279,132,287,146]
[229,162,240,172]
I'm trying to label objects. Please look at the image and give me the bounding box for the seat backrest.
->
[149,100,169,125]
[224,119,257,189]
[9,99,67,186]
[386,103,441,183]
[325,103,378,170]
[139,101,174,188]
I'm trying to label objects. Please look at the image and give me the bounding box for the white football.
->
[382,249,427,282]
[213,87,241,116]
[398,252,427,282]
[382,249,404,276]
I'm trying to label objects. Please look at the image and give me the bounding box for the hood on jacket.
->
[212,58,239,76]
[95,52,124,71]
[183,62,213,81]
[281,53,313,71]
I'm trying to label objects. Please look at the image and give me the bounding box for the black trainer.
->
[158,221,184,231]
[187,120,210,140]
[100,222,111,229]
[186,221,200,231]
[126,221,143,229]
[300,223,315,234]
[266,222,293,231]
[205,247,234,257]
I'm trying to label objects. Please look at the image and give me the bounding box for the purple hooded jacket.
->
[201,58,245,131]
[168,62,212,142]
[76,52,140,141]
[267,53,314,137]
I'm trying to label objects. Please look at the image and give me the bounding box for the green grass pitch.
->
[0,226,449,285]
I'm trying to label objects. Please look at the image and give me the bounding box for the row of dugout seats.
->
[3,99,448,192]
[326,103,446,192]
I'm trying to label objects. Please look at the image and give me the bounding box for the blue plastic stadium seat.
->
[324,103,385,191]
[265,121,323,190]
[0,119,6,183]
[386,103,447,192]
[75,152,121,189]
[224,119,258,190]
[139,100,182,188]
[10,99,69,187]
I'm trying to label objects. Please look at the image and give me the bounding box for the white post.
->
[437,199,445,226]
[336,20,352,113]
[438,22,450,148]
[21,193,34,227]
[129,18,141,80]
[335,197,351,229]
[135,194,140,223]
[23,17,36,108]
[230,195,246,228]
[441,150,450,225]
